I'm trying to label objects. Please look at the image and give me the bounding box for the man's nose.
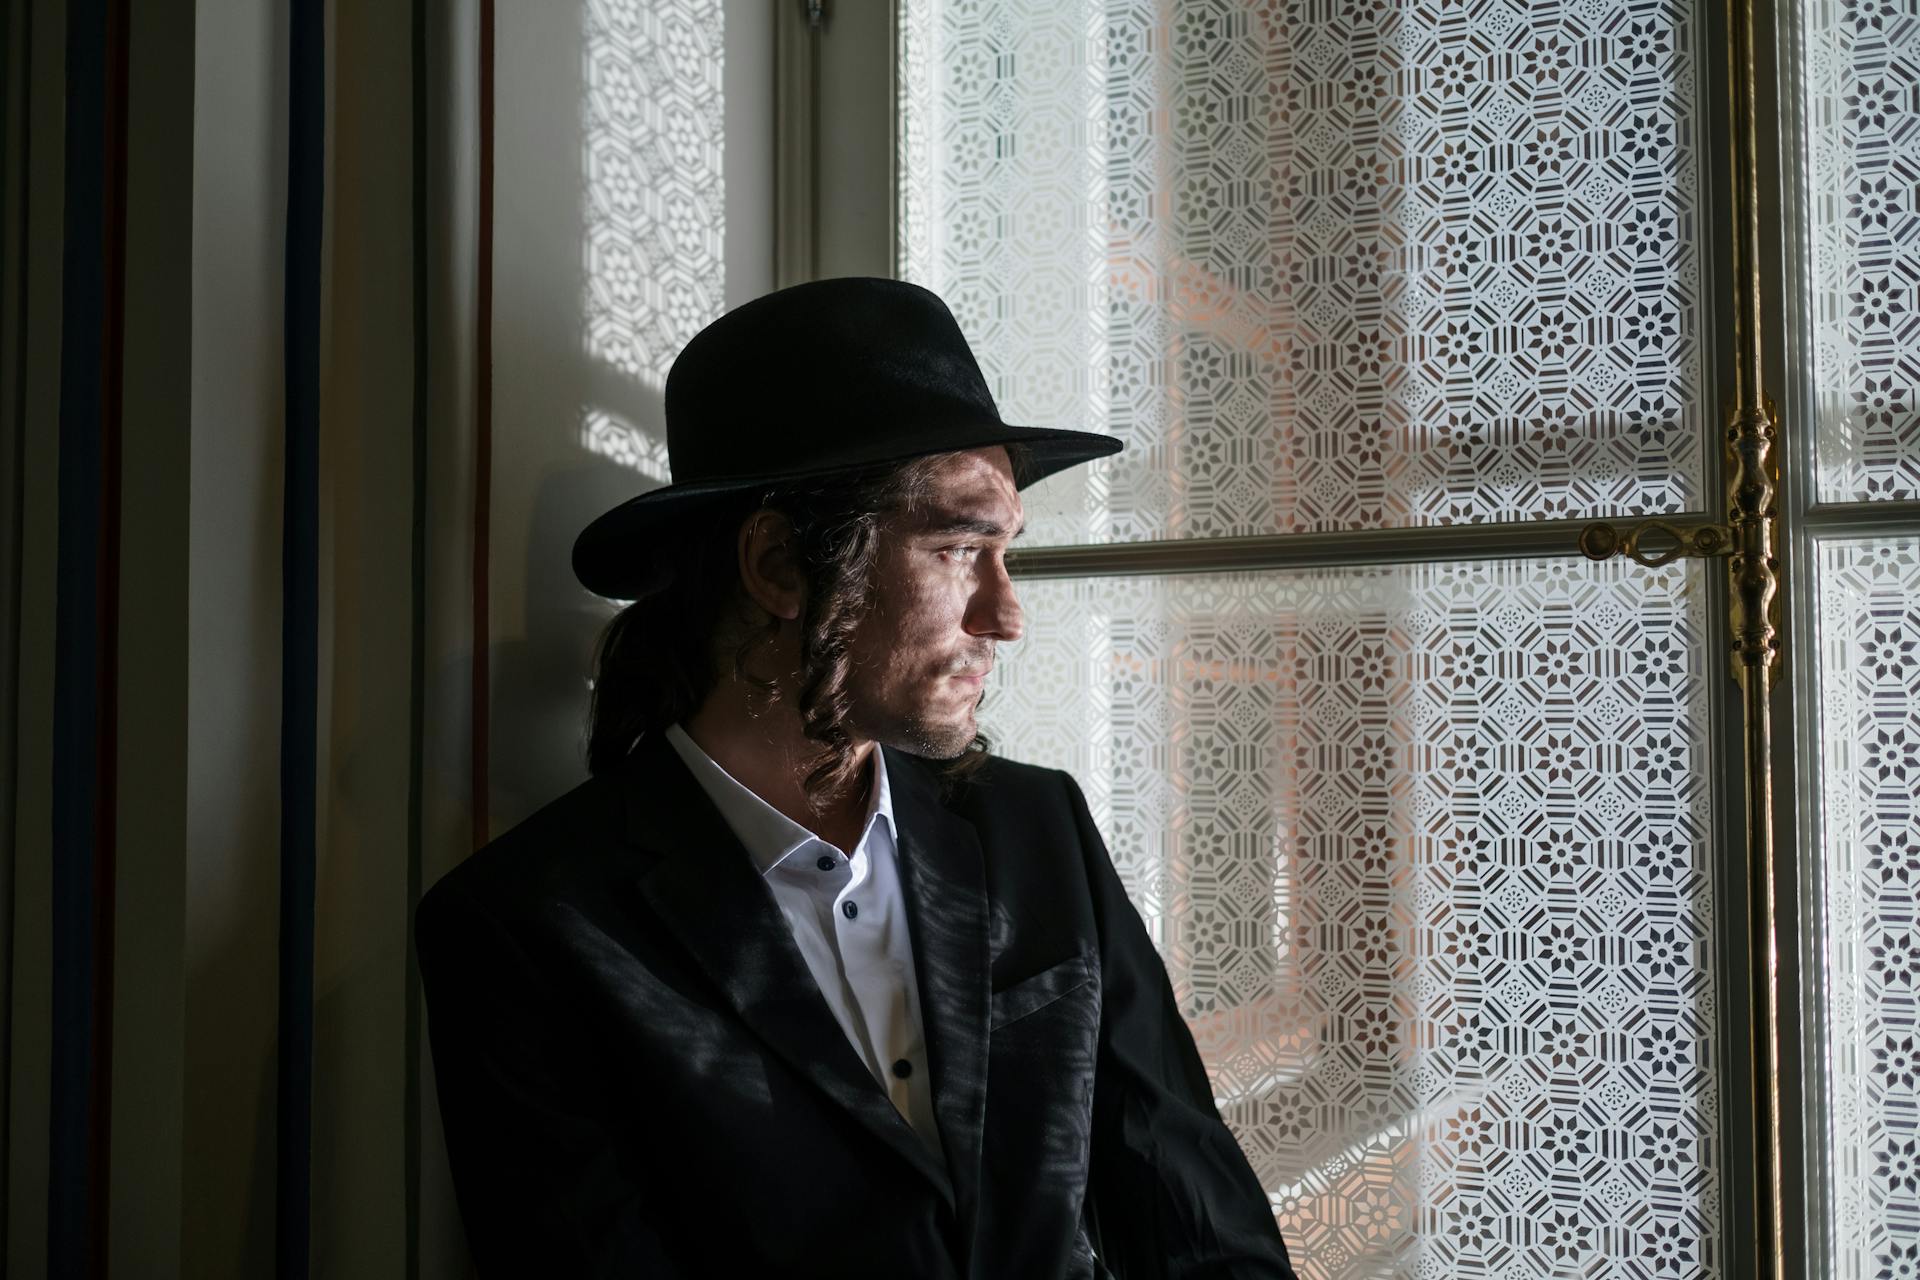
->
[965,555,1024,642]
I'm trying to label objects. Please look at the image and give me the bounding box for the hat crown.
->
[663,278,1003,485]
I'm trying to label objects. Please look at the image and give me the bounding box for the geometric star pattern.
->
[901,0,1708,546]
[981,557,1722,1279]
[1817,539,1920,1279]
[1809,0,1920,503]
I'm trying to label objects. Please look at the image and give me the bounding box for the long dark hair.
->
[585,455,989,803]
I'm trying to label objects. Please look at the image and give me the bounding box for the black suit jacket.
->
[417,732,1296,1278]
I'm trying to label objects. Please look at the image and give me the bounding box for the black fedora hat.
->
[571,277,1122,599]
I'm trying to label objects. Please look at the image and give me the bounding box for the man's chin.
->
[875,713,977,760]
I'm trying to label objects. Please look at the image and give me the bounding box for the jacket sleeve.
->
[416,878,690,1278]
[1064,772,1298,1280]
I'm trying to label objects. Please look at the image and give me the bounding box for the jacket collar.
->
[619,731,988,1215]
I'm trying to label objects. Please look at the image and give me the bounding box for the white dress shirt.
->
[662,724,943,1158]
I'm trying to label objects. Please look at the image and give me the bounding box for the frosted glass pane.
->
[900,0,1709,545]
[1816,539,1920,1278]
[981,558,1722,1278]
[1808,3,1920,503]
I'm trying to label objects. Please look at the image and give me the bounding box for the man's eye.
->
[941,545,983,564]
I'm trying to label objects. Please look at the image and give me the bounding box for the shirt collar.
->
[662,723,895,876]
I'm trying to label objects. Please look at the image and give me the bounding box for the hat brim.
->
[572,424,1121,599]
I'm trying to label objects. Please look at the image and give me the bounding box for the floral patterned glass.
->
[981,557,1723,1278]
[1816,538,1920,1279]
[1807,0,1920,503]
[900,0,1710,545]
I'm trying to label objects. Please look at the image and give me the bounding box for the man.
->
[417,278,1296,1278]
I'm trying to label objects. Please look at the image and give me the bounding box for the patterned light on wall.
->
[901,0,1710,545]
[582,0,725,472]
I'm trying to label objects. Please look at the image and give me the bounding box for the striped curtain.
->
[0,0,767,1273]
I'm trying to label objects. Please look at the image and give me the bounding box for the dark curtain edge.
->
[0,0,30,1261]
[49,0,126,1273]
[404,0,427,1276]
[275,0,323,1274]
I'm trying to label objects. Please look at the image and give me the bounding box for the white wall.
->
[487,0,774,833]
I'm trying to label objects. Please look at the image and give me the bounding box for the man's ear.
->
[738,508,804,622]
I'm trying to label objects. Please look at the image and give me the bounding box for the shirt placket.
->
[777,841,861,1061]
[828,844,882,1077]
[845,829,938,1153]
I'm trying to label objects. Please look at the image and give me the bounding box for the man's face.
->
[844,447,1026,758]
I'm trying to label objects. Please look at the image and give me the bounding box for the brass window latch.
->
[1577,518,1733,567]
[1578,396,1784,683]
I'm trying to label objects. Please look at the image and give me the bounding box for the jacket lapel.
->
[620,733,955,1204]
[884,748,991,1230]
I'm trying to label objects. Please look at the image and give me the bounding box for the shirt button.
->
[842,901,859,920]
[816,855,837,871]
[892,1058,913,1079]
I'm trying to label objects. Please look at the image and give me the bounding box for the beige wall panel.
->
[487,0,614,835]
[110,2,196,1274]
[312,0,416,1273]
[417,0,479,1271]
[186,1,287,1273]
[815,0,892,280]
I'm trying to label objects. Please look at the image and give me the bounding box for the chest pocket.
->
[989,948,1097,1031]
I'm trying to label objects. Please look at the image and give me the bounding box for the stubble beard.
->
[889,703,980,759]
[852,676,986,760]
